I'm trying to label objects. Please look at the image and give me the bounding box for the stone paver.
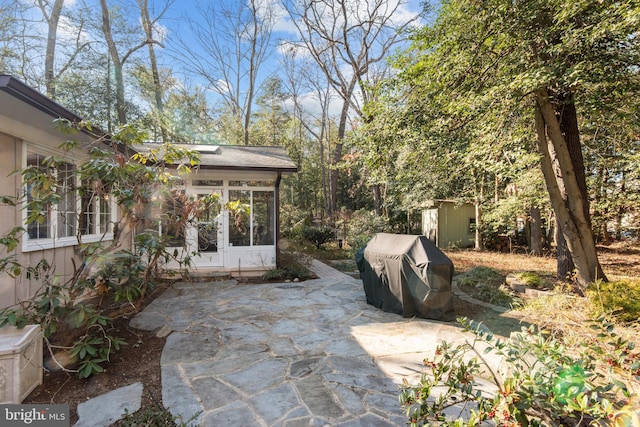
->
[130,260,503,426]
[74,382,143,427]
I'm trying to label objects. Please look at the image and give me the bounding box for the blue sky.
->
[48,0,425,121]
[156,0,426,113]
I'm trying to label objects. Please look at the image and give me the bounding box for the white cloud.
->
[57,15,92,44]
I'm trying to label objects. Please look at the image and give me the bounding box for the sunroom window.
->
[228,189,274,247]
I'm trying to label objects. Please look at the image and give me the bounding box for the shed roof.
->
[138,143,298,173]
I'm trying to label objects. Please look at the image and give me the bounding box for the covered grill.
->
[355,233,455,321]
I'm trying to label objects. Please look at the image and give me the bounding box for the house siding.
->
[0,131,19,307]
[0,131,87,310]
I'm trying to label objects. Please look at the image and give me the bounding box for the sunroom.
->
[140,143,297,275]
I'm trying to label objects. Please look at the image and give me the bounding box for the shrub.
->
[586,279,640,323]
[279,204,310,238]
[343,209,393,253]
[300,225,335,249]
[399,317,640,427]
[262,251,313,281]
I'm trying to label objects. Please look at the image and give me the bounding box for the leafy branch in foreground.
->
[400,317,640,427]
[0,121,203,378]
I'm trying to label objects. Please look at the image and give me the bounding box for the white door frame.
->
[186,187,224,268]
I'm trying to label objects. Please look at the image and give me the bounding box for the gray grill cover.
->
[355,233,455,321]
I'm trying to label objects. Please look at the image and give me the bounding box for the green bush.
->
[586,279,640,323]
[400,317,640,427]
[278,203,310,238]
[300,225,335,249]
[343,209,393,253]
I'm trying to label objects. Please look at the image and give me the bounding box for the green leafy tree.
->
[162,84,219,144]
[250,77,291,146]
[377,0,640,289]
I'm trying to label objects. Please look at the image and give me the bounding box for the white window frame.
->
[227,182,276,248]
[22,143,115,252]
[80,188,114,237]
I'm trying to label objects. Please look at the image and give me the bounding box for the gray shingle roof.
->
[137,143,298,173]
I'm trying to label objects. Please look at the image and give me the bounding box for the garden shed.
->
[422,200,476,249]
[355,233,455,321]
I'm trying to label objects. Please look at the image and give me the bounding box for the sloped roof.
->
[139,143,298,173]
[0,75,107,142]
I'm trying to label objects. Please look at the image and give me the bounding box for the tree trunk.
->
[99,0,127,126]
[474,202,483,251]
[555,217,575,280]
[329,98,349,217]
[42,0,65,99]
[372,184,382,216]
[137,0,165,139]
[554,91,607,280]
[616,171,626,240]
[557,94,591,225]
[534,89,606,290]
[529,206,542,256]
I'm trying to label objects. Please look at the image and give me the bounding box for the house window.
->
[228,180,275,187]
[253,191,274,246]
[25,152,76,240]
[228,190,251,247]
[56,162,76,238]
[24,149,114,250]
[192,179,223,186]
[80,189,112,236]
[228,189,275,247]
[25,152,51,239]
[197,193,221,252]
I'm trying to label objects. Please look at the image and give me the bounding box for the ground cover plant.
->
[453,266,521,309]
[400,317,640,427]
[400,246,640,426]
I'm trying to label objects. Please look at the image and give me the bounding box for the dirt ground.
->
[24,309,167,425]
[22,243,639,425]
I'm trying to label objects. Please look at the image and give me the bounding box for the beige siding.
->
[0,132,19,308]
[0,131,84,310]
[438,202,475,249]
[422,201,476,249]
